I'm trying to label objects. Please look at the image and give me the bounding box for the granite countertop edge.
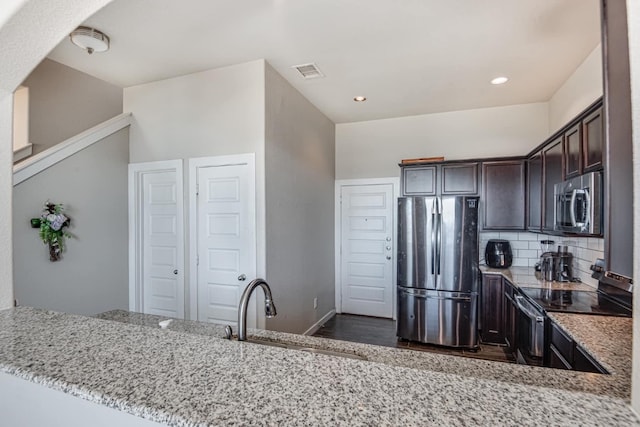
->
[1,307,638,426]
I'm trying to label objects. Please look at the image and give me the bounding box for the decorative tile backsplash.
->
[479,231,604,288]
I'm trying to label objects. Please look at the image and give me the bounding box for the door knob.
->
[386,237,391,242]
[173,269,178,275]
[386,256,392,260]
[238,274,246,281]
[386,246,392,251]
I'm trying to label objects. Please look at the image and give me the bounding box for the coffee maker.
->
[554,246,574,282]
[535,240,574,282]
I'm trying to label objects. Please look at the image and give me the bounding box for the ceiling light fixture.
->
[69,26,110,55]
[353,96,367,102]
[491,76,509,85]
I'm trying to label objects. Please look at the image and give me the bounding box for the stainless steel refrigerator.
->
[397,196,479,348]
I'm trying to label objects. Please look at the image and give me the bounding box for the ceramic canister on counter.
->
[484,239,513,268]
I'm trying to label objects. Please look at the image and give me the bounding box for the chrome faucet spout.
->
[237,278,277,341]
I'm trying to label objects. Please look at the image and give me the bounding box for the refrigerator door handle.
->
[435,197,442,277]
[431,198,436,276]
[402,292,472,302]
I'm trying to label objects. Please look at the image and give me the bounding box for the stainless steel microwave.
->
[554,171,602,235]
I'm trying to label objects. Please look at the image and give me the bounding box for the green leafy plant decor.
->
[31,202,72,262]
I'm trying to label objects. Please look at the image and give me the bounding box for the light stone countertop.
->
[481,266,597,291]
[0,307,638,426]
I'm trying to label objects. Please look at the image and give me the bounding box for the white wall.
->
[548,45,603,135]
[264,63,336,334]
[125,60,265,163]
[0,0,116,311]
[335,103,549,180]
[13,129,130,315]
[0,93,13,310]
[124,60,267,321]
[22,59,123,155]
[627,0,640,416]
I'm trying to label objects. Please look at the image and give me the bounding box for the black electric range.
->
[518,287,632,317]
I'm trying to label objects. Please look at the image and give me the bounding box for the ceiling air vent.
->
[291,63,325,79]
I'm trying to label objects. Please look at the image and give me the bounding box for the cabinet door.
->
[542,137,563,231]
[563,123,582,179]
[480,274,504,344]
[550,322,573,362]
[573,345,607,374]
[441,163,478,195]
[503,282,517,353]
[482,161,525,230]
[402,166,437,196]
[582,107,603,172]
[549,345,572,370]
[527,153,542,231]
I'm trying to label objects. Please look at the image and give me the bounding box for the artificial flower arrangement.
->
[31,202,72,261]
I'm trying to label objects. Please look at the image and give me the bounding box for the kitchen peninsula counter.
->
[0,307,637,426]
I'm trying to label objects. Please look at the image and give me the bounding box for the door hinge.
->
[196,255,199,266]
[196,184,199,196]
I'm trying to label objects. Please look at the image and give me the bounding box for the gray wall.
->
[264,63,336,334]
[13,128,129,315]
[22,58,123,155]
[124,60,267,322]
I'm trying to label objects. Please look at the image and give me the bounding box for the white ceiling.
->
[46,0,601,124]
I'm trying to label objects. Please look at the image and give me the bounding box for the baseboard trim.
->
[303,309,336,336]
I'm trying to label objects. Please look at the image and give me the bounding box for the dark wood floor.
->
[313,314,515,363]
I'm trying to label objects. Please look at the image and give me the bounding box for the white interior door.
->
[129,161,184,319]
[340,183,394,318]
[194,158,255,327]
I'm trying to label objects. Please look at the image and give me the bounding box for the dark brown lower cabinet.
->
[480,274,505,344]
[503,281,517,353]
[548,320,607,373]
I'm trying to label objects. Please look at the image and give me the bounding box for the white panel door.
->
[141,170,184,318]
[340,184,394,318]
[196,163,255,326]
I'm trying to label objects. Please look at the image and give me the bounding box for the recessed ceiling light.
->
[353,96,367,102]
[491,76,509,85]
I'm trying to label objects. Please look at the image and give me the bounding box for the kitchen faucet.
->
[237,278,277,341]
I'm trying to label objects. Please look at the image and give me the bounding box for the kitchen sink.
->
[243,338,367,361]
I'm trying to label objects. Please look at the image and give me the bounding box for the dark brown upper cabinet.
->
[542,137,563,232]
[401,162,478,196]
[527,152,543,232]
[441,163,479,195]
[482,160,525,230]
[582,106,604,172]
[563,123,582,179]
[402,165,437,196]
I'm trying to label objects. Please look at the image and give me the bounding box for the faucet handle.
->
[224,325,233,340]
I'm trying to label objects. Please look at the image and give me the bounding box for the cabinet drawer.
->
[551,322,573,362]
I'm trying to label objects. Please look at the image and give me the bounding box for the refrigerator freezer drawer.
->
[397,288,478,348]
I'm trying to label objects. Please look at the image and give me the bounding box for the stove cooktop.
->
[519,287,632,317]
